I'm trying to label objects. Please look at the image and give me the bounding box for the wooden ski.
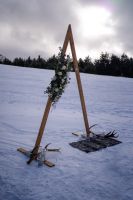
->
[17,148,55,167]
[72,132,80,136]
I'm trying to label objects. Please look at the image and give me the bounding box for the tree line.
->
[0,52,133,78]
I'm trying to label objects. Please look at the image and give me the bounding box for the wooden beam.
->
[35,98,52,149]
[29,25,74,160]
[69,25,90,136]
[26,24,90,164]
[27,98,52,164]
[62,24,71,54]
[34,24,90,151]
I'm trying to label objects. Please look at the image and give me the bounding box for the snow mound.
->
[0,64,133,200]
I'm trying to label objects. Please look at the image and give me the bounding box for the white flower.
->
[55,88,59,92]
[62,79,65,83]
[62,65,67,70]
[58,72,62,76]
[52,76,56,81]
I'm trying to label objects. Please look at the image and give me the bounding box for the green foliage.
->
[45,48,71,105]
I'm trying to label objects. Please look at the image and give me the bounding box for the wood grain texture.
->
[21,25,90,164]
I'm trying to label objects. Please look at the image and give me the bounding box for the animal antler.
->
[104,130,118,138]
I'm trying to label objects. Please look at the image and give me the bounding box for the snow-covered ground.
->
[0,64,133,200]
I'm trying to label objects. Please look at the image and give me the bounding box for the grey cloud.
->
[112,0,133,55]
[0,0,133,59]
[0,0,78,59]
[78,0,133,56]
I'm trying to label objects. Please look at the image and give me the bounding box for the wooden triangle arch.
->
[18,24,90,164]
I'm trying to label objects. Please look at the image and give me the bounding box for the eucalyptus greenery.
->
[45,48,71,105]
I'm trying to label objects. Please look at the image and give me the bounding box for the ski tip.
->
[44,160,55,167]
[72,132,79,136]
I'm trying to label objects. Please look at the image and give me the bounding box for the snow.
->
[0,64,133,200]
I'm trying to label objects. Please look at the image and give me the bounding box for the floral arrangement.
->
[45,48,71,105]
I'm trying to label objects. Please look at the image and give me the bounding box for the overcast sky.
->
[0,0,133,60]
